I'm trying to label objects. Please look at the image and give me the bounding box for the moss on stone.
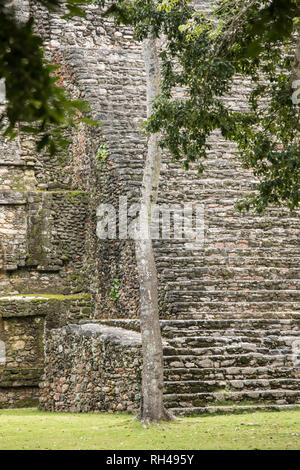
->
[0,294,91,302]
[64,191,89,204]
[12,398,39,409]
[0,368,43,387]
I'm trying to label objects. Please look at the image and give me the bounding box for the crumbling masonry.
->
[0,1,299,414]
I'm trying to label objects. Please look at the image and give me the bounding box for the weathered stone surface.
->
[39,324,142,413]
[0,0,299,412]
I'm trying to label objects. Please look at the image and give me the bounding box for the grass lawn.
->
[0,408,299,450]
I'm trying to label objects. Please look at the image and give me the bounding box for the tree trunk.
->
[135,36,174,423]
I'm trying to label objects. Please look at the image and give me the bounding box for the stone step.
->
[0,269,76,295]
[164,311,300,320]
[154,227,300,240]
[164,390,300,408]
[0,368,43,388]
[119,156,245,170]
[140,178,257,192]
[163,329,300,340]
[164,378,300,394]
[204,220,300,230]
[155,240,300,252]
[164,225,300,237]
[165,279,300,291]
[160,266,300,281]
[121,165,256,179]
[160,176,257,189]
[164,343,296,357]
[128,187,269,204]
[164,353,296,369]
[0,294,92,328]
[0,160,27,167]
[169,404,300,416]
[151,206,300,221]
[155,169,259,182]
[100,318,300,334]
[0,191,27,205]
[160,319,300,334]
[118,155,240,165]
[157,190,254,202]
[167,334,300,347]
[157,257,300,271]
[164,366,300,382]
[167,289,300,303]
[207,239,299,250]
[168,300,300,314]
[155,246,300,256]
[161,241,300,251]
[156,195,300,216]
[156,253,300,268]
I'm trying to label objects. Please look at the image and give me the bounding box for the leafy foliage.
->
[38,0,91,17]
[0,0,101,154]
[2,0,300,209]
[109,278,121,301]
[106,0,300,211]
[95,142,108,169]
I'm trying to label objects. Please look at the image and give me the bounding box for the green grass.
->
[0,408,299,450]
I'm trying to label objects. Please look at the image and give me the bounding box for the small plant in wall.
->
[109,279,121,301]
[95,143,108,170]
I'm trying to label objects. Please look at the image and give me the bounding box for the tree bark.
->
[135,36,174,423]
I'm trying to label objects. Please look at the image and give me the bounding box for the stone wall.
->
[0,3,104,406]
[29,0,147,319]
[40,323,142,413]
[0,299,45,408]
[0,293,93,407]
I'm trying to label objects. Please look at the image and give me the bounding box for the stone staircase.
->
[40,3,299,415]
[102,315,300,414]
[6,1,300,414]
[151,157,300,414]
[160,319,300,414]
